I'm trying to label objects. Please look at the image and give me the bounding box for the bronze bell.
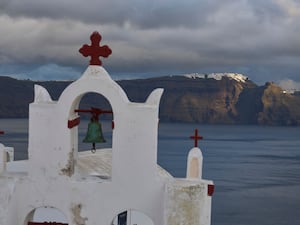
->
[83,116,106,152]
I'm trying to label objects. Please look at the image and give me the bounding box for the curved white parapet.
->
[34,85,53,103]
[0,144,14,173]
[0,143,6,172]
[146,88,164,106]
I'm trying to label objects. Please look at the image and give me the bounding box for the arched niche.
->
[53,66,163,180]
[73,92,114,179]
[76,92,113,151]
[111,209,155,225]
[24,206,68,225]
[56,66,129,178]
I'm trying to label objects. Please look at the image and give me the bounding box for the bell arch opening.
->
[111,209,155,225]
[24,206,68,225]
[68,92,114,180]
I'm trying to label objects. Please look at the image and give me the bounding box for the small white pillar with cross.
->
[186,129,203,179]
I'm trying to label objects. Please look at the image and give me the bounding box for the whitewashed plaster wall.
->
[0,65,213,225]
[19,65,166,225]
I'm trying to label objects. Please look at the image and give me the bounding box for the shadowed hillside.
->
[1,75,300,125]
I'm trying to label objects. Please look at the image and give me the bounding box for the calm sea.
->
[1,119,300,225]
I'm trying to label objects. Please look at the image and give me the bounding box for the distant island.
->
[1,73,300,126]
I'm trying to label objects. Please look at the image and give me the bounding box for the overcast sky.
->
[0,0,300,89]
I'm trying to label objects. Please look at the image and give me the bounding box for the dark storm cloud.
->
[4,0,277,30]
[1,0,220,29]
[0,0,300,88]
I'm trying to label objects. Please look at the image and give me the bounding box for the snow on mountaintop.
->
[184,73,248,83]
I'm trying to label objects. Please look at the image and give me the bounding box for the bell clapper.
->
[91,143,96,153]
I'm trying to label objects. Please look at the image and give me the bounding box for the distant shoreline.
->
[1,75,300,126]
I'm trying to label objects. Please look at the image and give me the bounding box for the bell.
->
[83,116,106,151]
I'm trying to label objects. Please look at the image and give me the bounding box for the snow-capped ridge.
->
[184,73,248,83]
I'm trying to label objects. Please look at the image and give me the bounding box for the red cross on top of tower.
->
[190,129,203,147]
[79,31,112,66]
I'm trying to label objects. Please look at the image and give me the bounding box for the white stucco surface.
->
[0,65,213,225]
[187,147,203,179]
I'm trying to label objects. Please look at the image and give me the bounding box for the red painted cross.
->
[190,129,203,147]
[79,31,112,66]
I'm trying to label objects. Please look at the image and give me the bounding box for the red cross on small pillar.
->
[190,129,203,147]
[79,31,112,66]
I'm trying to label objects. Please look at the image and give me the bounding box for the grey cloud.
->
[1,0,234,29]
[248,0,285,21]
[0,0,300,84]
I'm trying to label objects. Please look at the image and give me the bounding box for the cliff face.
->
[257,82,300,125]
[0,77,34,118]
[120,76,300,125]
[1,75,300,125]
[0,77,70,118]
[160,77,250,123]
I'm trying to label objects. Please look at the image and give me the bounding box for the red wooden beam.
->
[28,222,68,225]
[112,120,115,129]
[208,184,215,196]
[68,117,80,129]
[75,107,113,123]
[75,107,112,115]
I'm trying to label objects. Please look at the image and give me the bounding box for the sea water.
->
[1,119,300,225]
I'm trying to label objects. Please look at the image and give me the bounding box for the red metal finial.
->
[79,31,112,66]
[190,129,203,147]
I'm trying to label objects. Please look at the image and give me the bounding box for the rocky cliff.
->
[1,75,300,125]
